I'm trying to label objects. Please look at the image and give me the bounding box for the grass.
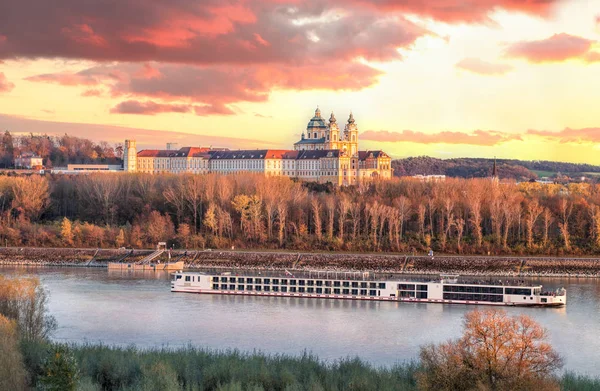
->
[18,341,600,391]
[532,170,556,178]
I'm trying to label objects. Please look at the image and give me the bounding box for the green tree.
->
[39,345,79,391]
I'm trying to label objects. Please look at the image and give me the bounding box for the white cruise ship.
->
[171,271,566,307]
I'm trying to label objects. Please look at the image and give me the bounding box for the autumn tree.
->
[525,200,543,249]
[418,309,563,391]
[11,175,49,221]
[60,217,74,246]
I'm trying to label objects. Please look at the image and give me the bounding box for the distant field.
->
[582,172,600,177]
[532,170,556,177]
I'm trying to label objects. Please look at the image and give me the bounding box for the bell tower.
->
[327,112,339,149]
[124,139,137,172]
[344,113,359,156]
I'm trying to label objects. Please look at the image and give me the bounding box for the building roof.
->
[296,150,341,159]
[294,137,326,145]
[358,150,389,160]
[209,149,294,160]
[138,146,215,158]
[306,107,328,130]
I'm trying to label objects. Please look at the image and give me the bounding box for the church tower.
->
[327,112,339,150]
[124,139,137,172]
[344,113,359,156]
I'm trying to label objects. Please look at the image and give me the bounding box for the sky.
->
[1,0,600,162]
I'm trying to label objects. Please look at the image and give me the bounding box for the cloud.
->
[254,112,273,118]
[505,33,596,63]
[110,100,193,115]
[0,113,278,149]
[0,72,14,92]
[526,128,600,144]
[81,89,103,97]
[455,57,513,75]
[26,61,383,115]
[347,0,560,23]
[361,129,522,146]
[0,1,425,65]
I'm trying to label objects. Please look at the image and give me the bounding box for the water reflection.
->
[1,266,598,376]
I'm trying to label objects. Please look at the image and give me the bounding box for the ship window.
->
[325,288,331,294]
[290,280,297,286]
[417,291,428,299]
[307,287,314,293]
[247,285,253,291]
[299,287,305,293]
[299,280,306,286]
[307,280,314,286]
[316,288,323,294]
[281,287,287,293]
[541,298,547,303]
[351,289,358,295]
[290,287,297,293]
[351,282,359,288]
[334,281,341,287]
[360,289,367,295]
[401,291,415,298]
[212,277,219,282]
[281,279,288,285]
[399,284,415,290]
[176,275,182,280]
[237,285,244,291]
[264,286,270,292]
[360,282,367,288]
[264,279,270,284]
[221,277,227,282]
[255,278,262,284]
[417,285,428,291]
[246,278,253,284]
[185,276,191,282]
[325,281,332,287]
[255,286,262,291]
[316,280,323,286]
[342,289,350,295]
[238,278,245,283]
[229,277,236,283]
[229,285,235,290]
[378,283,386,289]
[343,282,350,287]
[370,283,376,289]
[334,288,341,294]
[369,290,377,296]
[213,284,219,290]
[273,286,279,292]
[272,279,279,285]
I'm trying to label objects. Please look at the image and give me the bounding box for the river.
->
[2,267,599,376]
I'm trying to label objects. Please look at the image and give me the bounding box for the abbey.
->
[124,108,393,185]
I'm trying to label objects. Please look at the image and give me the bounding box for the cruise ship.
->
[171,271,566,307]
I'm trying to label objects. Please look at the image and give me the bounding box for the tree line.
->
[0,131,122,168]
[2,172,600,255]
[392,156,600,181]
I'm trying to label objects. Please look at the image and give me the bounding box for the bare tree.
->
[557,198,572,251]
[525,200,543,249]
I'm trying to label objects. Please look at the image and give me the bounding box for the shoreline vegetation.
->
[2,276,600,391]
[1,247,600,278]
[4,174,600,259]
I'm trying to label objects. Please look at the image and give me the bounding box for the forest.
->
[392,156,600,181]
[1,172,600,255]
[0,131,122,168]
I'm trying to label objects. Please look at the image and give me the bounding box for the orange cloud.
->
[361,129,522,146]
[505,33,596,63]
[110,100,236,116]
[455,58,513,75]
[526,128,600,144]
[0,72,14,92]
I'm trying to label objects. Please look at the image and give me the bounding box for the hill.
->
[392,156,600,181]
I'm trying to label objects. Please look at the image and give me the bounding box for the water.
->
[2,267,599,376]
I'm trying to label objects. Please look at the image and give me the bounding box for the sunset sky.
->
[1,0,600,162]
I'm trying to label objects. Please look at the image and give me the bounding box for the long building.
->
[124,108,393,185]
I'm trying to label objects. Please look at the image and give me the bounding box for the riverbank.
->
[1,247,600,277]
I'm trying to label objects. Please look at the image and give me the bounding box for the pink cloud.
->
[506,33,595,63]
[110,100,192,115]
[25,72,99,86]
[81,89,103,97]
[0,72,15,92]
[361,129,522,146]
[526,128,600,144]
[455,58,513,75]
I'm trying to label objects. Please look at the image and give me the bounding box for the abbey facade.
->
[124,108,393,185]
